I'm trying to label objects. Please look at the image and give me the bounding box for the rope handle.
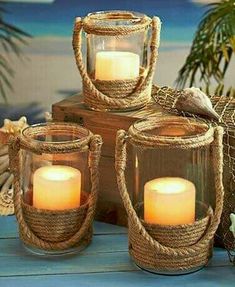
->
[115,127,224,257]
[9,134,102,251]
[72,16,161,106]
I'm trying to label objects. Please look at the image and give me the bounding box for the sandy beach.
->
[1,37,234,112]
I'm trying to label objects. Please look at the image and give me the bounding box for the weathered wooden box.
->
[52,94,164,226]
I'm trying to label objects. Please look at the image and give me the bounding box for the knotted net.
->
[152,86,235,263]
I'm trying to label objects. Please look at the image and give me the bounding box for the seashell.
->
[175,87,220,120]
[44,112,52,122]
[0,188,14,216]
[0,116,28,216]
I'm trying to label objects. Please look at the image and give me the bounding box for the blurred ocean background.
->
[4,0,206,45]
[3,0,229,118]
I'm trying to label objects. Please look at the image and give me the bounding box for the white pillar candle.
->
[95,51,140,80]
[144,177,196,225]
[33,165,81,210]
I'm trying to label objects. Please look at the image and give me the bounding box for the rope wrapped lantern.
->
[9,122,102,255]
[115,116,224,274]
[73,11,161,111]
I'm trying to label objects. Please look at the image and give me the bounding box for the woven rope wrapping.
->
[72,12,161,111]
[115,121,224,272]
[129,208,213,271]
[9,132,102,251]
[20,194,92,250]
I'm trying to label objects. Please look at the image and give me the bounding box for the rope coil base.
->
[129,206,213,272]
[72,13,161,111]
[20,195,92,251]
[83,74,152,111]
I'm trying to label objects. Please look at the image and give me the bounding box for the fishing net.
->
[152,86,235,264]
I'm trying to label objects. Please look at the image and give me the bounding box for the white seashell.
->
[45,112,52,122]
[175,87,220,120]
[0,188,14,216]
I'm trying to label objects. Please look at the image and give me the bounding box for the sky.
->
[1,0,207,42]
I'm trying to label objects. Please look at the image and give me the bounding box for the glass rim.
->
[131,116,211,140]
[86,10,147,23]
[22,122,91,145]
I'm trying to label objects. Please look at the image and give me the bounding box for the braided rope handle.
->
[115,127,224,257]
[9,134,102,250]
[72,16,161,106]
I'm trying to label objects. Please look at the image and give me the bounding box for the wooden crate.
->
[52,94,165,226]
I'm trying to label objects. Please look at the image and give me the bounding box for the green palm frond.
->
[176,0,235,97]
[0,4,31,102]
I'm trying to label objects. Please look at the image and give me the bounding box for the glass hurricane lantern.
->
[115,116,224,275]
[73,10,161,111]
[9,122,102,256]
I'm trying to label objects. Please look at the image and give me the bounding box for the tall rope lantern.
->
[73,11,161,111]
[9,122,102,255]
[115,116,224,274]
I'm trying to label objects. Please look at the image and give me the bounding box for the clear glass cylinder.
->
[86,11,149,80]
[127,116,214,274]
[21,122,91,255]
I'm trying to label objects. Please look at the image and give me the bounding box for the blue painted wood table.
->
[0,216,234,287]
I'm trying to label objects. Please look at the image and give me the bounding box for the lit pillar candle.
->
[144,177,196,225]
[95,51,140,80]
[33,165,81,210]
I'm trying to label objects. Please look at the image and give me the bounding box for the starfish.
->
[0,116,28,135]
[0,116,28,144]
[229,213,235,237]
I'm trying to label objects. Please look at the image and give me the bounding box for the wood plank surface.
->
[0,216,234,286]
[0,216,127,239]
[0,216,18,239]
[52,94,149,226]
[0,235,127,257]
[52,94,165,158]
[0,252,136,277]
[0,268,234,287]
